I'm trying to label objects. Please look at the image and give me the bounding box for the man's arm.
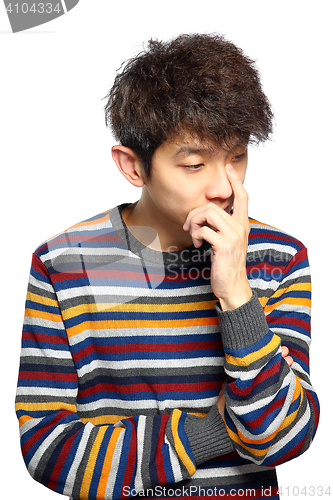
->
[183,164,320,466]
[16,253,234,500]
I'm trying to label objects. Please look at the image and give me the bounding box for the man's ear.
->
[111,145,146,187]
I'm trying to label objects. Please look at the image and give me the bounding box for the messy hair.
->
[104,33,273,178]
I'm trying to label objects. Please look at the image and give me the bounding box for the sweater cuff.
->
[215,292,269,350]
[184,405,234,466]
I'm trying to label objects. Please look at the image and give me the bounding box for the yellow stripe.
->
[15,402,76,413]
[257,284,311,311]
[264,297,310,314]
[25,308,62,322]
[26,291,59,308]
[80,415,126,425]
[67,317,218,337]
[62,300,217,320]
[80,426,108,499]
[268,283,311,300]
[171,410,196,476]
[258,295,269,308]
[96,426,123,499]
[225,334,280,367]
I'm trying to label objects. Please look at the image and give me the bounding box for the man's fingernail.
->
[227,164,235,173]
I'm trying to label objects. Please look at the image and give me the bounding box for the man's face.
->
[143,135,248,232]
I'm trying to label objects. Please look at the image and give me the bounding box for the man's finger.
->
[226,164,249,223]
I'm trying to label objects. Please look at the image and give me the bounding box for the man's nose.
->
[205,165,233,201]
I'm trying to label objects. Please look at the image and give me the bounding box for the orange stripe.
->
[67,317,219,337]
[96,427,123,499]
[264,297,310,314]
[80,426,108,499]
[26,291,59,308]
[25,308,62,322]
[15,402,76,412]
[62,300,217,321]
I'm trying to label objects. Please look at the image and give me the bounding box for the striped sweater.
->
[16,204,320,500]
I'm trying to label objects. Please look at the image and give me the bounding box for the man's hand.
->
[183,164,252,311]
[216,347,294,416]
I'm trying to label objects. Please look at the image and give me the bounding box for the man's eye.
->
[185,164,203,170]
[231,153,246,162]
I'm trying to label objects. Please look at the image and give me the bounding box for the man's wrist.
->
[217,283,253,311]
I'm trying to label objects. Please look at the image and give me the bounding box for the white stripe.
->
[248,242,297,256]
[164,434,183,482]
[270,327,311,343]
[20,347,72,359]
[63,423,95,497]
[42,245,139,264]
[24,316,64,329]
[69,324,221,346]
[16,387,77,397]
[248,278,280,290]
[272,303,310,315]
[134,416,146,492]
[58,284,212,302]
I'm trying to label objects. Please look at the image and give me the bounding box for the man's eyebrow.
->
[172,145,215,158]
[172,140,248,159]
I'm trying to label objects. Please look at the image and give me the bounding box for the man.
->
[16,34,319,500]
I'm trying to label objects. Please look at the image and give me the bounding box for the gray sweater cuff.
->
[184,405,234,466]
[215,292,269,350]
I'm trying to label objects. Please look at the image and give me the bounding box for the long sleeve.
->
[15,252,233,500]
[216,245,320,466]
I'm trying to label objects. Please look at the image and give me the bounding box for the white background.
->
[1,1,331,498]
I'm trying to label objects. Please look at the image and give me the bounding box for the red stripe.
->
[19,371,77,382]
[121,419,137,498]
[22,332,68,344]
[78,380,221,399]
[266,315,310,330]
[73,340,222,363]
[51,269,166,283]
[249,230,303,246]
[32,252,49,277]
[155,415,168,484]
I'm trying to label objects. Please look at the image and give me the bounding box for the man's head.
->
[104,33,273,179]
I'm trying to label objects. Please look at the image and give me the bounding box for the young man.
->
[16,34,319,500]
